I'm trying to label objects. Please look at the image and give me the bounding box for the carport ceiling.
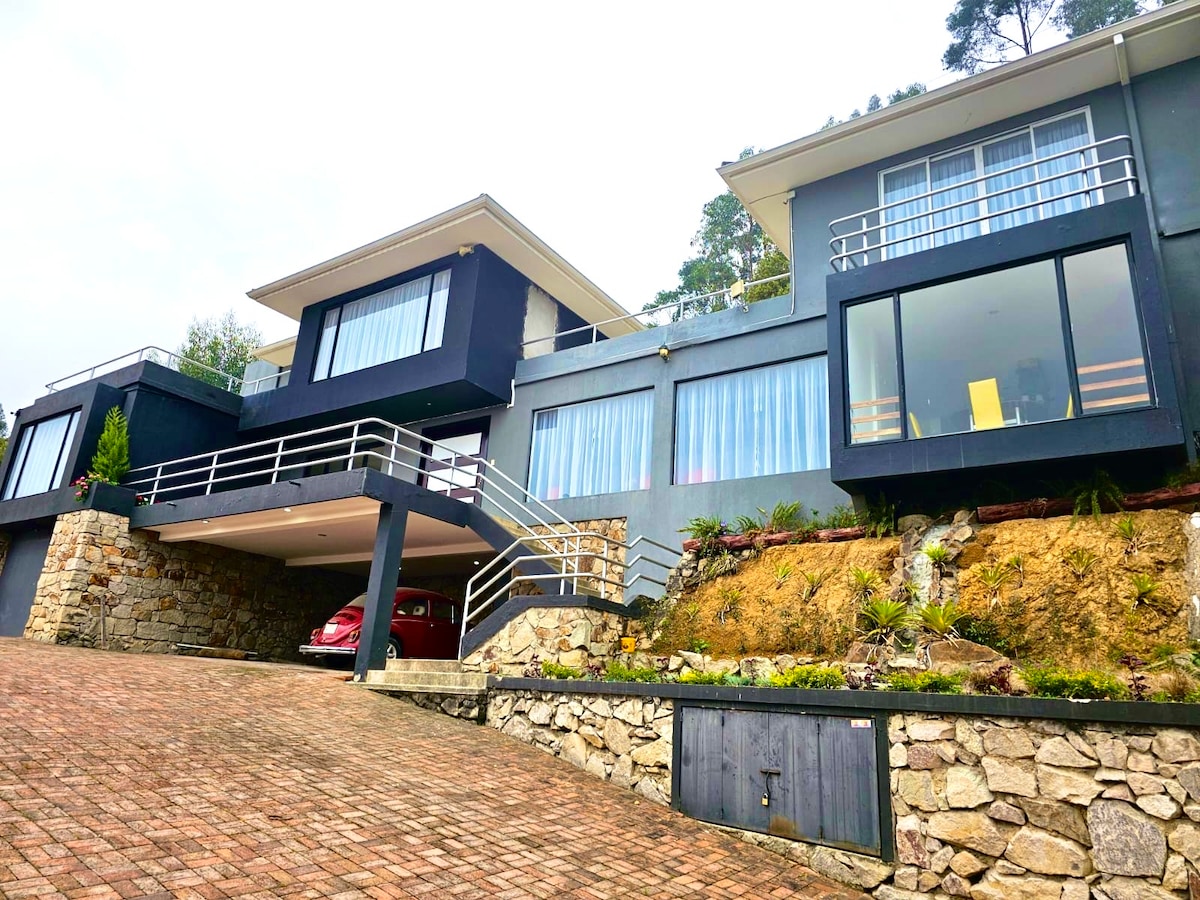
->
[149,497,492,567]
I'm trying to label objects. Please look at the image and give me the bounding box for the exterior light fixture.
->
[458,244,475,256]
[658,344,670,362]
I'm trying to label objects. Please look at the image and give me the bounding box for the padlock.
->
[761,792,770,807]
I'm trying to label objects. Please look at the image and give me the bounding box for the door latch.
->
[761,791,770,807]
[760,768,781,807]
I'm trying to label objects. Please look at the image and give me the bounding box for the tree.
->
[821,84,928,131]
[0,404,8,460]
[643,148,788,320]
[177,311,263,389]
[944,0,1177,74]
[89,406,130,484]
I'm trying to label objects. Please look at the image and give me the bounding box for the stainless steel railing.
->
[828,135,1138,271]
[45,346,243,394]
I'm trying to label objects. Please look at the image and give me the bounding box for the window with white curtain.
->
[312,269,451,381]
[674,357,829,485]
[881,110,1098,259]
[528,391,653,500]
[2,410,80,501]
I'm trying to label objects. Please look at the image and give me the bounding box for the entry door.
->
[421,420,488,504]
[676,707,881,855]
[0,526,53,636]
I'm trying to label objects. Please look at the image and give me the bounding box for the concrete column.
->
[354,502,408,681]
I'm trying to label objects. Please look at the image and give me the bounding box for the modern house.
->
[0,1,1197,678]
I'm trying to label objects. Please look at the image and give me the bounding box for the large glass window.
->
[3,410,80,500]
[529,391,652,500]
[674,357,829,484]
[313,269,451,381]
[845,244,1151,445]
[881,111,1099,259]
[1064,245,1151,415]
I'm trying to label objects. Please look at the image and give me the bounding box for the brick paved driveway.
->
[0,640,862,900]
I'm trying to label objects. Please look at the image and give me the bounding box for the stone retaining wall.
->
[486,688,673,805]
[461,604,629,676]
[529,517,626,601]
[27,510,362,660]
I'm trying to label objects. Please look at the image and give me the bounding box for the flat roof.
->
[720,0,1200,250]
[247,194,640,337]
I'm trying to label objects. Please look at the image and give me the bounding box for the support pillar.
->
[354,502,407,681]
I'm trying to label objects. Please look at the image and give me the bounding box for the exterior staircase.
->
[362,658,489,696]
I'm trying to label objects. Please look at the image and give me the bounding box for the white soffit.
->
[247,195,640,337]
[252,336,297,366]
[720,0,1200,251]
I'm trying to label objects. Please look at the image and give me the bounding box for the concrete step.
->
[364,669,489,691]
[384,658,465,674]
[362,680,489,697]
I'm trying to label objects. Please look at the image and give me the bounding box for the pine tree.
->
[90,407,130,484]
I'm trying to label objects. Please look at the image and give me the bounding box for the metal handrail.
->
[45,346,243,394]
[828,136,1137,271]
[520,272,792,349]
[241,370,290,395]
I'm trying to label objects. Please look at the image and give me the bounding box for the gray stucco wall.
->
[402,293,851,587]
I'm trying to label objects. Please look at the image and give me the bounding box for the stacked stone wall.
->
[26,510,362,660]
[461,605,628,676]
[529,517,626,601]
[486,688,673,805]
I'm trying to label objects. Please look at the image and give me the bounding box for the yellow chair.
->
[968,378,1006,431]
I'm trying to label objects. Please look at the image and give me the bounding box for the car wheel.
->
[387,638,402,660]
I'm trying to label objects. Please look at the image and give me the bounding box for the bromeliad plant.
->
[859,597,913,645]
[848,566,884,601]
[1062,548,1100,581]
[976,563,1013,606]
[1129,573,1160,609]
[915,600,966,640]
[921,542,953,571]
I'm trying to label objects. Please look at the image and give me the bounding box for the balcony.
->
[45,347,242,395]
[827,135,1138,272]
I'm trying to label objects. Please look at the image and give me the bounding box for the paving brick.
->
[0,639,863,898]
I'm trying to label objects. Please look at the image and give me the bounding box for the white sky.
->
[0,1,1066,418]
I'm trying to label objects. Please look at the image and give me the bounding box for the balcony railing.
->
[520,272,791,352]
[828,136,1138,272]
[45,346,243,395]
[240,369,291,396]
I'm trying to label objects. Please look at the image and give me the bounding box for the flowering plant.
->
[72,472,115,503]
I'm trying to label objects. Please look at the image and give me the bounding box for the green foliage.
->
[744,249,791,303]
[1166,461,1200,489]
[177,310,263,388]
[678,670,752,686]
[816,504,862,530]
[1006,555,1025,582]
[0,403,7,460]
[885,671,964,694]
[1055,0,1164,38]
[680,516,729,558]
[799,567,833,602]
[916,601,966,639]
[688,638,710,654]
[864,494,896,538]
[1149,644,1179,663]
[849,566,884,601]
[821,83,928,129]
[921,542,952,569]
[958,596,1034,658]
[977,563,1014,600]
[715,588,744,625]
[773,563,793,590]
[944,0,1055,74]
[603,662,662,683]
[859,597,913,644]
[1152,669,1199,703]
[1129,573,1159,608]
[700,552,739,582]
[761,501,805,534]
[89,406,131,484]
[540,661,584,679]
[1115,515,1150,555]
[1062,548,1100,581]
[769,665,847,690]
[1070,469,1125,524]
[1022,665,1126,700]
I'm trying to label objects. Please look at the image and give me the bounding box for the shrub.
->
[715,588,743,625]
[700,552,739,582]
[769,664,847,690]
[681,516,729,558]
[540,661,584,679]
[815,504,861,530]
[1154,670,1199,703]
[761,501,805,534]
[966,663,1016,696]
[885,671,964,694]
[90,406,131,484]
[1022,665,1126,700]
[679,670,737,685]
[916,601,966,639]
[1069,468,1124,524]
[603,662,661,683]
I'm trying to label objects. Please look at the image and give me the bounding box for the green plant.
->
[859,597,913,644]
[916,600,966,639]
[733,514,762,536]
[966,663,1015,696]
[816,504,862,530]
[688,637,710,654]
[1149,644,1179,664]
[1006,555,1025,584]
[885,670,964,694]
[1022,665,1126,700]
[864,493,895,538]
[1128,573,1159,609]
[90,406,131,484]
[603,662,661,683]
[849,566,884,601]
[799,567,833,602]
[681,516,730,558]
[761,500,805,534]
[1155,669,1198,702]
[773,563,794,590]
[540,661,585,679]
[895,580,921,602]
[1115,515,1149,556]
[976,563,1013,603]
[1166,462,1200,490]
[921,542,952,570]
[1062,548,1099,581]
[700,551,739,582]
[715,588,743,625]
[769,664,847,690]
[1069,468,1124,524]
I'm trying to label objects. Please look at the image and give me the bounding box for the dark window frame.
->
[2,409,81,501]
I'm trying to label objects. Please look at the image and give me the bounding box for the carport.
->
[131,468,505,677]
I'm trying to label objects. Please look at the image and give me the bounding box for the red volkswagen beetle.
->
[299,588,461,662]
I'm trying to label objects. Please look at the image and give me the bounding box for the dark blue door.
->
[0,526,53,636]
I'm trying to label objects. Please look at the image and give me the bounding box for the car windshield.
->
[345,594,367,609]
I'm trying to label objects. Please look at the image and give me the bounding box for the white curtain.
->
[422,269,452,351]
[3,410,78,500]
[930,150,981,247]
[674,357,829,485]
[528,391,653,500]
[329,275,432,378]
[882,163,930,258]
[1034,114,1092,219]
[983,133,1039,232]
